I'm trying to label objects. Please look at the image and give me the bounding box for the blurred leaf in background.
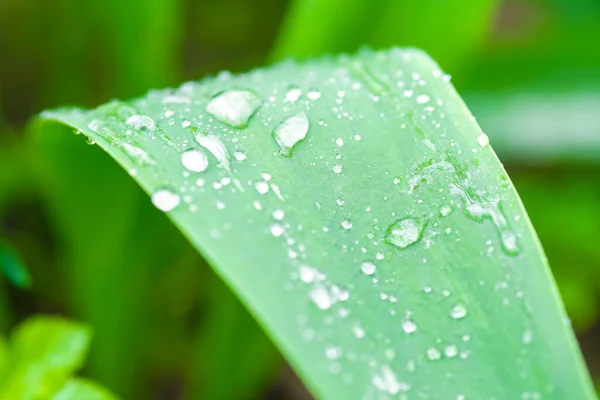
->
[0,316,116,399]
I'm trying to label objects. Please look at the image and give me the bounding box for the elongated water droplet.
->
[385,218,426,249]
[273,112,309,157]
[181,149,209,172]
[152,189,180,212]
[206,89,262,128]
[195,134,230,170]
[372,365,408,395]
[310,283,333,310]
[450,304,467,319]
[126,114,156,131]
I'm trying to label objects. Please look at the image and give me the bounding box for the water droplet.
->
[272,112,309,157]
[332,164,342,174]
[151,189,180,212]
[126,114,156,131]
[477,133,490,147]
[522,329,533,344]
[233,151,246,161]
[440,205,453,217]
[341,220,353,230]
[285,86,302,102]
[450,304,467,319]
[325,345,342,359]
[272,209,285,220]
[205,89,262,128]
[195,134,231,170]
[181,149,209,172]
[416,94,430,104]
[88,120,102,132]
[401,317,417,334]
[270,223,284,237]
[353,324,365,339]
[255,181,269,194]
[361,261,376,276]
[335,138,344,147]
[372,365,408,395]
[426,347,441,360]
[444,344,458,358]
[385,218,425,249]
[307,88,322,100]
[310,283,333,310]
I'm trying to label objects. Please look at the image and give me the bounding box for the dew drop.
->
[151,189,180,212]
[361,261,376,276]
[416,94,430,104]
[477,133,490,147]
[88,120,102,132]
[325,345,342,360]
[401,317,417,334]
[180,149,209,172]
[285,86,303,102]
[450,304,467,319]
[307,88,322,100]
[372,365,408,395]
[332,164,342,174]
[270,223,284,237]
[233,151,247,161]
[273,112,309,157]
[255,181,269,195]
[384,218,425,249]
[341,220,353,230]
[205,89,262,128]
[335,138,344,147]
[272,209,285,220]
[522,329,533,344]
[353,324,365,339]
[426,347,441,360]
[195,134,231,171]
[444,344,458,358]
[126,114,156,131]
[310,283,333,310]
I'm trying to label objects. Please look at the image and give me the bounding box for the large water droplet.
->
[384,218,425,249]
[152,189,180,212]
[181,149,209,172]
[273,112,309,157]
[126,114,156,131]
[205,89,262,128]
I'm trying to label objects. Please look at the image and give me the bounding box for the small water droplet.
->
[126,114,157,131]
[255,181,269,194]
[426,347,441,360]
[401,317,417,334]
[272,209,285,220]
[444,344,458,358]
[272,112,309,157]
[332,164,342,174]
[310,283,333,310]
[450,304,467,319]
[353,323,365,339]
[385,218,426,249]
[285,85,303,102]
[335,138,344,147]
[233,151,246,161]
[440,205,453,217]
[205,89,262,128]
[361,261,376,276]
[88,120,102,132]
[325,345,342,360]
[152,189,180,212]
[477,133,490,147]
[416,94,430,104]
[307,88,322,100]
[270,223,284,237]
[341,220,353,230]
[372,365,409,395]
[522,329,533,344]
[181,149,209,172]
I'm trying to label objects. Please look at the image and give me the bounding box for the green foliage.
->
[0,316,115,399]
[41,48,595,399]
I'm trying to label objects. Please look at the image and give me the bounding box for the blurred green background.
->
[0,0,599,398]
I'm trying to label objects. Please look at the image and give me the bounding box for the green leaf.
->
[41,48,595,399]
[51,378,117,400]
[0,316,91,399]
[272,0,499,74]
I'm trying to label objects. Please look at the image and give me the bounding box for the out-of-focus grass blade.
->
[41,48,595,399]
[0,240,31,289]
[51,378,118,400]
[0,316,90,399]
[271,0,499,74]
